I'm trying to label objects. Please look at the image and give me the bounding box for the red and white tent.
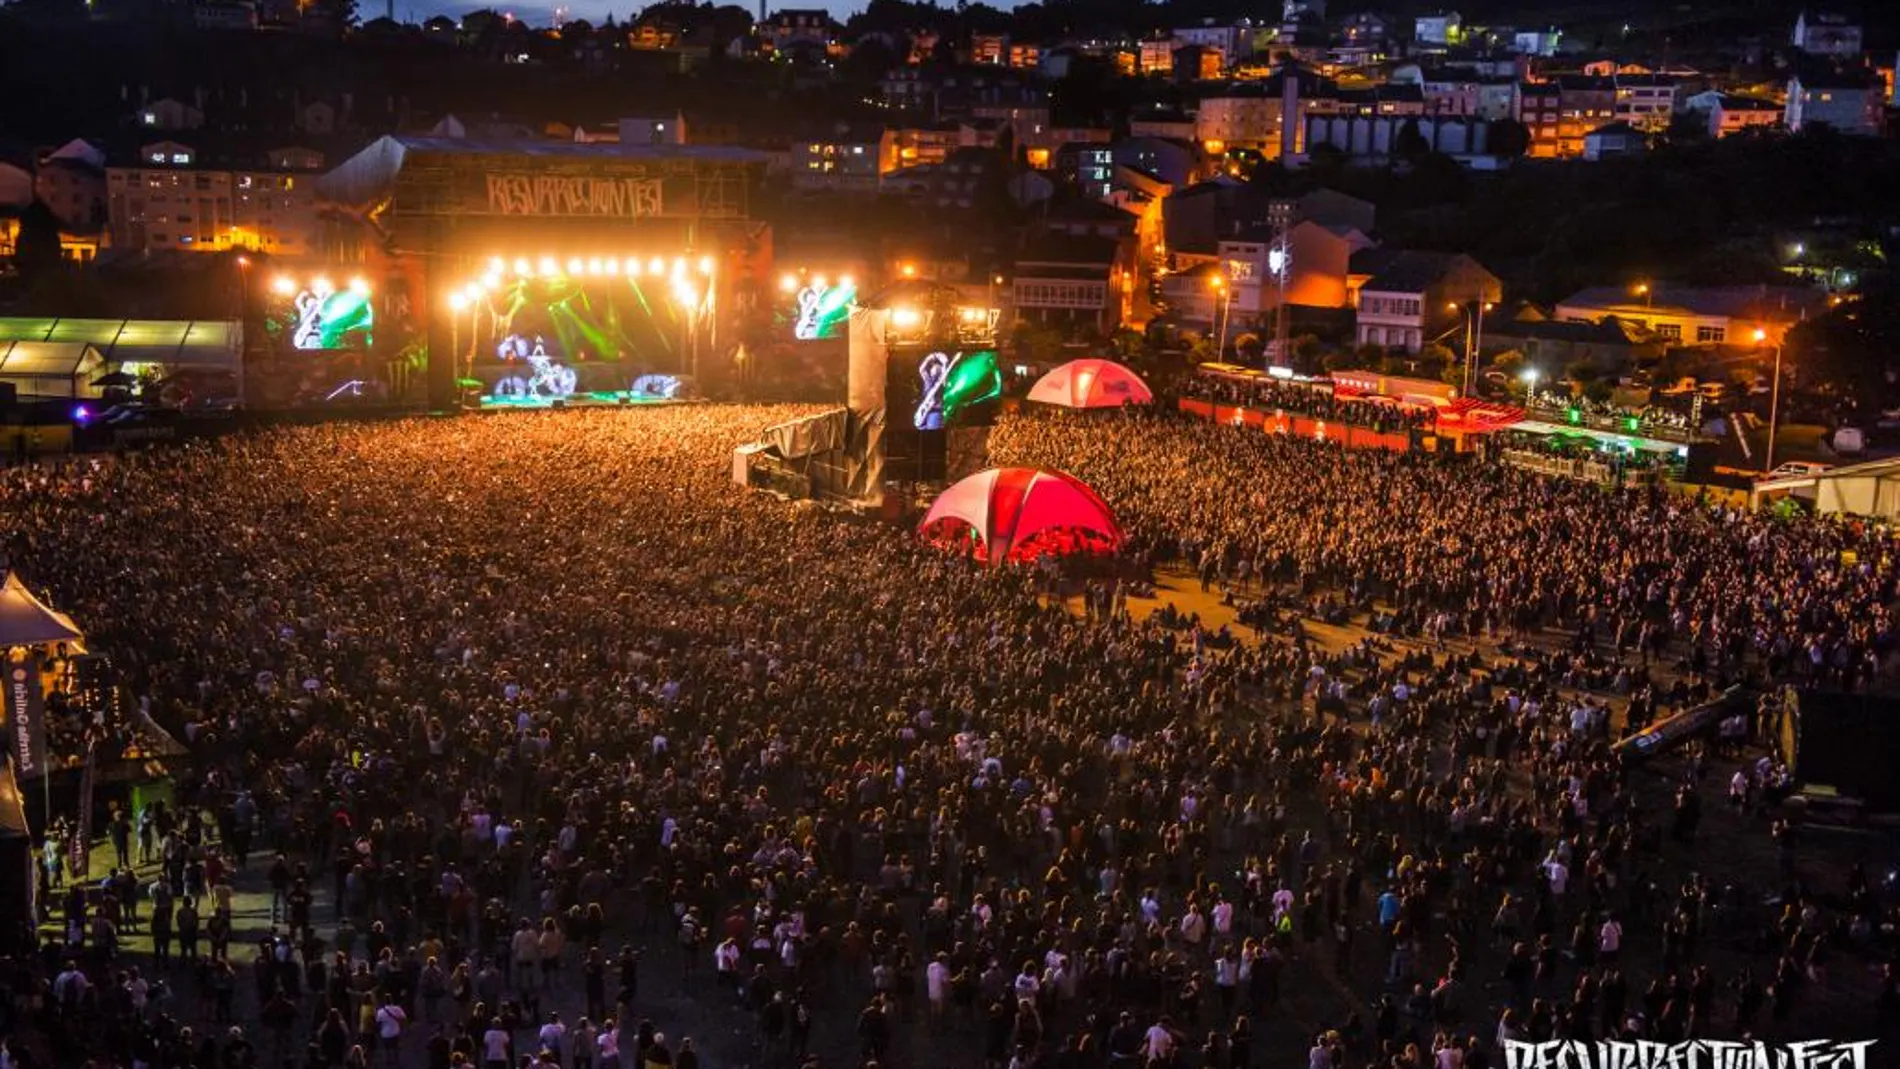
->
[1027,359,1154,409]
[919,467,1122,564]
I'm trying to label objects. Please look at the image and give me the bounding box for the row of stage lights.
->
[779,272,854,293]
[493,255,714,284]
[449,255,716,311]
[271,275,371,297]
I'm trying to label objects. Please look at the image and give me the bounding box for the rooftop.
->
[1351,249,1467,293]
[1557,285,1832,322]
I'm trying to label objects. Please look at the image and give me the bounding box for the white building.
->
[106,155,319,256]
[1414,11,1463,47]
[1512,29,1561,57]
[1173,21,1261,65]
[1791,11,1863,57]
[1681,91,1783,138]
[1194,90,1282,149]
[1612,75,1681,132]
[1785,75,1883,135]
[791,129,881,192]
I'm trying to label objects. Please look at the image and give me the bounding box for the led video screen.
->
[912,349,1002,430]
[451,259,709,407]
[266,277,374,352]
[779,276,856,341]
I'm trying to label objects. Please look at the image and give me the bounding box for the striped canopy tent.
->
[918,467,1122,565]
[1027,359,1154,409]
[0,572,84,649]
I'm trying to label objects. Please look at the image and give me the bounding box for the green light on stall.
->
[1566,407,1581,424]
[1624,417,1640,433]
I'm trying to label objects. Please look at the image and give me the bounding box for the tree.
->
[13,200,63,280]
[1488,349,1526,391]
[1395,118,1429,162]
[1664,111,1711,148]
[1487,118,1531,159]
[1785,277,1900,403]
[1012,320,1067,364]
[1419,342,1459,381]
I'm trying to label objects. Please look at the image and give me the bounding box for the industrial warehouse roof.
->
[317,134,770,217]
[0,318,240,368]
[379,135,770,163]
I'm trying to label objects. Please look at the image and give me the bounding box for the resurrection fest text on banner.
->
[1502,1040,1876,1069]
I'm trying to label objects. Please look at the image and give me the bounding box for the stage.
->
[472,391,697,411]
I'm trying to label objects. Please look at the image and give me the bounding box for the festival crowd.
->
[1179,379,1435,435]
[0,404,1894,1069]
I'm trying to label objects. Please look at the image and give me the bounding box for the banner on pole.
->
[69,741,96,881]
[5,653,46,782]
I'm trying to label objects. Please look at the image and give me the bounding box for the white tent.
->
[1753,457,1900,519]
[0,341,105,400]
[0,572,85,648]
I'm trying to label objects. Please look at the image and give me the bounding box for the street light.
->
[1633,282,1652,309]
[1210,271,1233,360]
[1450,298,1493,394]
[1754,327,1784,474]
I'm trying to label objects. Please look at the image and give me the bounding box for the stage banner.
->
[69,741,96,881]
[1179,399,1213,418]
[5,653,46,782]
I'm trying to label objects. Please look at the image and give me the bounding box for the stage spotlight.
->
[311,277,333,294]
[270,275,296,296]
[649,257,664,275]
[604,259,619,276]
[671,257,686,277]
[348,277,371,296]
[697,256,714,276]
[567,258,583,276]
[627,259,643,277]
[449,291,469,311]
[891,307,921,329]
[812,275,827,290]
[780,273,799,293]
[840,275,854,288]
[482,271,503,291]
[538,257,558,277]
[514,258,531,277]
[488,257,505,274]
[587,258,603,276]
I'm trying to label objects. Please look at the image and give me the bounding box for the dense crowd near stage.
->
[0,404,1897,1069]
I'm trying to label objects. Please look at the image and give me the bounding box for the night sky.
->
[408,0,867,25]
